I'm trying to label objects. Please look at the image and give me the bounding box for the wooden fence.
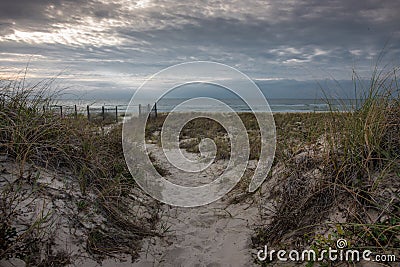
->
[44,103,158,123]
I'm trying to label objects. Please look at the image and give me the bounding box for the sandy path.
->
[132,144,260,267]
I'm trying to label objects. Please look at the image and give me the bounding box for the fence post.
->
[60,105,63,118]
[74,105,78,119]
[154,102,157,118]
[102,106,105,121]
[139,104,142,117]
[115,106,118,123]
[87,105,90,121]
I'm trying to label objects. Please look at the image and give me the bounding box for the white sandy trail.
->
[133,144,259,267]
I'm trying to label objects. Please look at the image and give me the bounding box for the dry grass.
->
[2,63,398,266]
[0,74,159,265]
[141,65,400,266]
[145,113,263,160]
[252,65,400,265]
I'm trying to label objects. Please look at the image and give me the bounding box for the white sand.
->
[132,144,260,267]
[0,144,262,267]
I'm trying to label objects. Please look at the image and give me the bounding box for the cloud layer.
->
[0,0,399,96]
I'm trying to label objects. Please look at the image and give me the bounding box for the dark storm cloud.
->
[113,0,400,79]
[134,1,400,60]
[0,0,52,21]
[0,0,399,96]
[0,0,124,36]
[0,0,72,31]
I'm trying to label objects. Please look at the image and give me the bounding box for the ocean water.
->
[57,98,357,115]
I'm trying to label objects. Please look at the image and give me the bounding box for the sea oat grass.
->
[253,64,400,265]
[0,73,159,265]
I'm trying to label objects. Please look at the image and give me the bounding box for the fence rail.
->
[44,103,158,123]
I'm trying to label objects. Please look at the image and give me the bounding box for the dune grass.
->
[252,66,400,265]
[142,65,400,265]
[1,63,399,266]
[0,76,159,265]
[146,113,261,160]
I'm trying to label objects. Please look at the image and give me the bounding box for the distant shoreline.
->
[54,98,357,115]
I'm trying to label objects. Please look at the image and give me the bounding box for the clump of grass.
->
[90,111,118,125]
[253,64,400,265]
[178,117,232,160]
[326,66,399,184]
[0,75,132,186]
[145,114,264,160]
[0,73,159,265]
[322,65,400,255]
[0,175,67,265]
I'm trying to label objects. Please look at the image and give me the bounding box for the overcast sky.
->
[0,0,399,98]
